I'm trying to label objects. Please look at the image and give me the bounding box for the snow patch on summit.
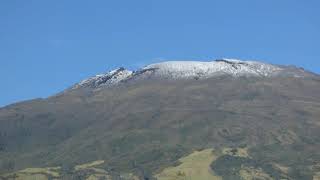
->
[73,67,133,89]
[142,59,282,79]
[71,58,314,90]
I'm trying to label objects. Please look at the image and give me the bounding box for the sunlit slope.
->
[1,146,318,179]
[0,160,138,180]
[155,149,221,180]
[156,147,289,180]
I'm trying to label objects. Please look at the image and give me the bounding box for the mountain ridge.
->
[69,59,317,91]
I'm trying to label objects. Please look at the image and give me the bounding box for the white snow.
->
[73,68,133,89]
[72,59,285,89]
[142,59,282,79]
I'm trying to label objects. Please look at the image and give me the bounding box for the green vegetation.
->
[211,155,283,180]
[1,76,320,178]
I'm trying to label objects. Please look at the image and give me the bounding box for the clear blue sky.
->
[1,0,319,107]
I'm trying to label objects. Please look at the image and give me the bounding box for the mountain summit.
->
[71,59,314,90]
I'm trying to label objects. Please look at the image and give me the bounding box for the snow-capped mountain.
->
[2,58,320,180]
[72,67,133,89]
[71,59,315,90]
[142,59,282,78]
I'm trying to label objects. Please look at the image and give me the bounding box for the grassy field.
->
[155,147,284,180]
[155,148,222,180]
[0,159,142,180]
[1,167,61,180]
[74,160,105,171]
[0,146,316,179]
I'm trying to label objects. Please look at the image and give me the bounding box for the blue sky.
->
[0,0,319,107]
